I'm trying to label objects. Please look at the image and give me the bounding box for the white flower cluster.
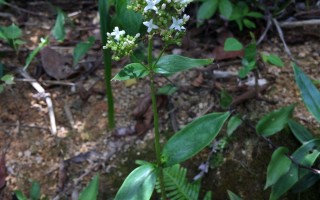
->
[103,27,140,61]
[141,0,192,34]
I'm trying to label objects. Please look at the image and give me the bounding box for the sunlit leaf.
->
[227,190,242,200]
[262,53,284,67]
[264,147,291,189]
[79,174,99,200]
[162,112,230,167]
[115,164,156,200]
[256,105,294,137]
[288,119,314,144]
[293,63,320,122]
[155,55,213,75]
[219,0,233,19]
[112,63,149,81]
[52,9,65,42]
[30,181,41,200]
[224,38,243,51]
[73,36,95,66]
[227,114,242,136]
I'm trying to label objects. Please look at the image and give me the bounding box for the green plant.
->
[254,63,320,199]
[0,23,24,51]
[14,181,45,200]
[103,0,235,199]
[197,0,263,29]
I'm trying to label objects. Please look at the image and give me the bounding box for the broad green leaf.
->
[227,114,242,136]
[293,63,320,122]
[246,12,264,18]
[256,105,294,137]
[220,89,232,109]
[112,63,149,81]
[162,112,230,167]
[270,139,320,200]
[0,23,22,40]
[24,37,49,70]
[154,55,213,75]
[52,9,65,42]
[270,164,298,200]
[116,0,143,35]
[0,0,6,5]
[30,181,41,200]
[197,0,218,22]
[262,53,284,67]
[244,43,257,62]
[288,119,314,144]
[292,172,320,193]
[14,190,27,200]
[73,36,95,66]
[219,0,233,19]
[79,174,99,200]
[157,84,177,96]
[264,147,291,189]
[115,164,156,200]
[203,191,212,200]
[243,18,255,29]
[224,38,243,51]
[1,74,14,84]
[227,190,242,200]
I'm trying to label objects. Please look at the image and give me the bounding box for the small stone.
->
[298,52,306,58]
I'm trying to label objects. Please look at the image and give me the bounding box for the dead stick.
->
[279,19,320,28]
[15,68,57,135]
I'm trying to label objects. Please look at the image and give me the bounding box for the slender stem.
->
[148,37,166,200]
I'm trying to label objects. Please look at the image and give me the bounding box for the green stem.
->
[148,37,166,200]
[99,0,115,130]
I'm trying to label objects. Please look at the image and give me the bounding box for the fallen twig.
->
[15,68,57,135]
[279,19,320,28]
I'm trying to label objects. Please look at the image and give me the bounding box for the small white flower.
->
[169,17,185,31]
[144,0,161,13]
[143,19,159,33]
[183,14,190,21]
[110,27,125,41]
[161,3,166,10]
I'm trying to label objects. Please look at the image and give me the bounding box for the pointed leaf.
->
[293,63,320,122]
[227,190,242,200]
[115,164,156,200]
[243,18,256,29]
[197,0,218,22]
[52,9,65,42]
[14,190,28,200]
[0,23,22,40]
[264,147,291,189]
[219,0,233,19]
[79,174,99,200]
[288,119,314,144]
[270,139,320,200]
[246,12,264,18]
[262,53,284,67]
[162,112,230,167]
[24,37,49,70]
[155,55,213,75]
[112,63,149,81]
[73,36,95,66]
[203,191,212,200]
[30,181,41,200]
[224,38,243,51]
[256,105,294,137]
[227,114,242,136]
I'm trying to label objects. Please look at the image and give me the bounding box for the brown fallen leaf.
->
[212,46,244,61]
[40,47,77,80]
[191,72,204,87]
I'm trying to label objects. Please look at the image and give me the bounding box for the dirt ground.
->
[0,1,320,200]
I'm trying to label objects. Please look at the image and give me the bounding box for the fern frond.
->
[156,164,200,200]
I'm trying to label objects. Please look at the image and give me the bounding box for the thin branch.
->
[15,68,57,135]
[279,19,320,28]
